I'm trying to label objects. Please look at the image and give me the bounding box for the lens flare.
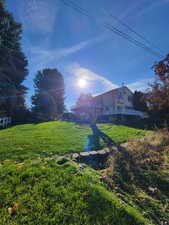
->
[77,79,87,88]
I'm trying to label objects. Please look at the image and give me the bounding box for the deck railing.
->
[0,117,12,128]
[100,110,147,118]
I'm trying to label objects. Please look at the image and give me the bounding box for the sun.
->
[77,79,87,88]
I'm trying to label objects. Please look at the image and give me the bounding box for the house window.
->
[117,106,123,110]
[126,106,133,110]
[128,96,132,102]
[118,92,123,100]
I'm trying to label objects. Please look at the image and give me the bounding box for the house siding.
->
[72,86,146,120]
[93,87,134,116]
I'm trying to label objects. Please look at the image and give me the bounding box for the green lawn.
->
[99,124,147,143]
[0,122,92,161]
[0,160,151,225]
[0,122,154,225]
[0,121,147,161]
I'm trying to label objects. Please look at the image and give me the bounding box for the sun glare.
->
[77,79,87,88]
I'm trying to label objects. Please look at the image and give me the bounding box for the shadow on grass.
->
[85,123,116,151]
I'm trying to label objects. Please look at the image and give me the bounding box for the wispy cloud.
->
[19,0,58,33]
[136,0,169,17]
[66,63,118,90]
[127,78,154,92]
[30,34,108,67]
[118,0,146,19]
[66,63,155,94]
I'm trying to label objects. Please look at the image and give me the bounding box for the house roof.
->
[93,86,133,99]
[71,86,133,110]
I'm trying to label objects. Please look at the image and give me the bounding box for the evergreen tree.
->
[0,0,4,8]
[0,0,28,123]
[32,69,65,122]
[0,0,22,51]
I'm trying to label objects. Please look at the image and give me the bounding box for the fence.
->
[0,117,12,128]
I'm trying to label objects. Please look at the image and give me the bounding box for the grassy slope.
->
[0,122,91,161]
[0,122,146,161]
[98,124,147,144]
[0,122,153,224]
[0,160,151,225]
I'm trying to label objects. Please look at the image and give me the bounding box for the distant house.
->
[72,86,147,122]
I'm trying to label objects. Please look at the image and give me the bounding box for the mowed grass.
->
[0,122,152,225]
[0,160,151,225]
[99,124,147,144]
[0,122,91,161]
[0,121,147,161]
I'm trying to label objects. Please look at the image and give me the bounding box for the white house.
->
[72,86,147,121]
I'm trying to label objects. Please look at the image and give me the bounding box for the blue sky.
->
[6,0,169,110]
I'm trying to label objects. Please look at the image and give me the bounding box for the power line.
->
[64,0,89,14]
[59,0,163,58]
[104,23,161,57]
[63,0,162,57]
[108,13,164,56]
[62,0,90,17]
